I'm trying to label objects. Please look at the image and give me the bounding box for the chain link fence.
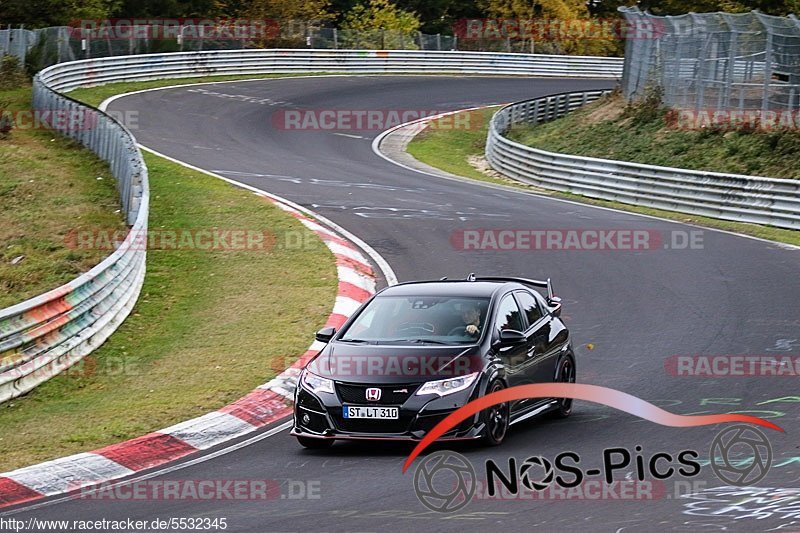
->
[619,7,800,113]
[0,23,463,72]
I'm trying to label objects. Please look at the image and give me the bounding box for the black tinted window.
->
[516,291,542,327]
[339,296,490,343]
[494,295,524,332]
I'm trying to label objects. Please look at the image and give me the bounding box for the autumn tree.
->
[241,0,333,22]
[0,0,120,27]
[479,0,619,55]
[340,0,421,49]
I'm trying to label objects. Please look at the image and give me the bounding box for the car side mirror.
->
[498,329,526,346]
[315,327,336,343]
[547,296,562,317]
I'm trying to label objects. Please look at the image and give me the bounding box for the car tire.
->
[296,436,334,449]
[551,355,577,419]
[481,379,510,446]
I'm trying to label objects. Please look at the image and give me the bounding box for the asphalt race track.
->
[9,76,800,531]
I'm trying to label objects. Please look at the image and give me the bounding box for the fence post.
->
[695,33,710,113]
[82,28,88,59]
[723,21,737,110]
[333,28,338,49]
[761,23,772,114]
[19,25,27,65]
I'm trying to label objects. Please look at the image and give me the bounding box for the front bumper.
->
[291,381,483,441]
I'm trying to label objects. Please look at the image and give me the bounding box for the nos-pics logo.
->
[413,424,773,513]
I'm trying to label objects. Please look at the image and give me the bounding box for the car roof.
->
[376,280,518,298]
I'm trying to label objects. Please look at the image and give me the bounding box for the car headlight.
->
[301,370,335,395]
[415,372,479,397]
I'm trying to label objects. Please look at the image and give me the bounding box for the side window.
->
[493,295,524,333]
[515,291,542,328]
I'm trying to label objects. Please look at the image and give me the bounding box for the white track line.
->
[371,106,800,251]
[136,145,398,285]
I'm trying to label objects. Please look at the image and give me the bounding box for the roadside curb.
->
[0,196,378,509]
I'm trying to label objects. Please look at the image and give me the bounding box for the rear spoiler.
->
[472,275,557,303]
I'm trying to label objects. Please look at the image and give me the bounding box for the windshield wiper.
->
[338,338,370,344]
[394,339,454,345]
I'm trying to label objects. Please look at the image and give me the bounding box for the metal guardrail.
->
[486,90,800,230]
[0,72,149,403]
[40,49,623,91]
[0,49,621,403]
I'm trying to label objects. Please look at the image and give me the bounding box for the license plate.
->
[343,405,399,419]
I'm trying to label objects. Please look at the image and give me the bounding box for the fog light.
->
[302,413,311,425]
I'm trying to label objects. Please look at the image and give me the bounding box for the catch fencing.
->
[619,7,800,113]
[4,24,461,71]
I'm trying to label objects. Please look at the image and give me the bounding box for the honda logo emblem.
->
[366,387,381,401]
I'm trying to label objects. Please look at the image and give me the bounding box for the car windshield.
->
[339,295,490,344]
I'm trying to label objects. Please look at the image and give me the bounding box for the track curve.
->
[9,76,800,531]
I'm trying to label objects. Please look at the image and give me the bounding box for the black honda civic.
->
[291,275,575,449]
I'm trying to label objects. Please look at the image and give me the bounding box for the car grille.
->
[335,382,419,405]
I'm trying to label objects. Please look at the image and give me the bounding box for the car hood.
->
[305,343,483,384]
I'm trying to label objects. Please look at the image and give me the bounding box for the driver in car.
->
[461,304,482,336]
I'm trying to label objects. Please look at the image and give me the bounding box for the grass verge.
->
[0,85,126,307]
[407,103,800,247]
[0,123,336,472]
[507,93,800,180]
